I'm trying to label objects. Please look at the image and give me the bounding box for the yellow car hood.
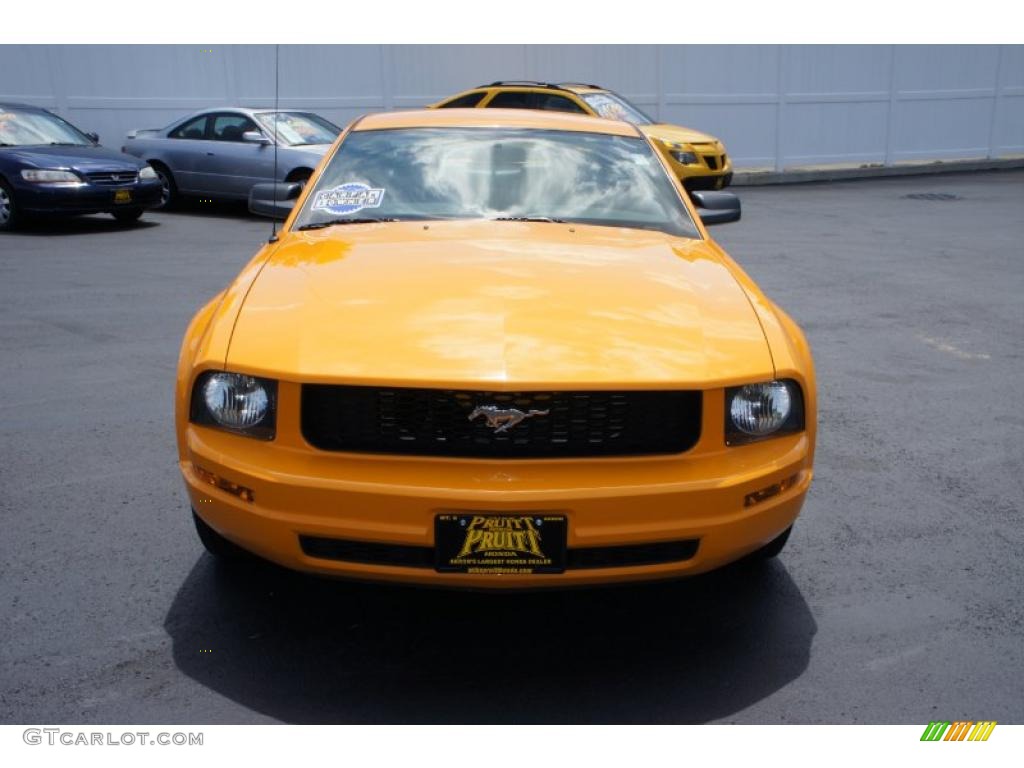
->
[640,123,720,146]
[226,221,772,388]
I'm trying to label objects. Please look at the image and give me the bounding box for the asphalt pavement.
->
[1,171,1022,724]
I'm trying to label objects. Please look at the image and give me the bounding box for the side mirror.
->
[249,182,302,219]
[690,191,741,226]
[243,131,272,145]
[85,131,100,144]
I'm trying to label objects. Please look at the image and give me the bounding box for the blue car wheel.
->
[0,179,19,231]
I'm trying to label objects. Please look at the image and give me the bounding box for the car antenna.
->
[269,44,280,244]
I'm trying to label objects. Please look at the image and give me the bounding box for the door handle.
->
[206,152,215,156]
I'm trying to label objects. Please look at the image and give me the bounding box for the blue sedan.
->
[0,102,162,231]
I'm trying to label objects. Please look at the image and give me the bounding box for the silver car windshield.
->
[0,109,92,147]
[293,127,699,239]
[254,111,339,147]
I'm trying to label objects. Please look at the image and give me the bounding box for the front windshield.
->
[0,109,92,147]
[580,93,655,126]
[254,111,340,146]
[293,127,698,238]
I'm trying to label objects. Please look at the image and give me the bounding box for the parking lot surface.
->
[1,171,1022,724]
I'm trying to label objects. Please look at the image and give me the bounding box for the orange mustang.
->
[176,108,815,588]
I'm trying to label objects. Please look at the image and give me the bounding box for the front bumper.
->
[683,172,734,192]
[17,179,162,214]
[656,146,733,190]
[181,391,812,588]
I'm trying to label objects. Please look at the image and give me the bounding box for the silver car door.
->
[161,113,214,193]
[204,113,275,198]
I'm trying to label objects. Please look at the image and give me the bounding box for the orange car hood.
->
[226,221,772,388]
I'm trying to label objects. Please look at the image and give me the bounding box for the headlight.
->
[670,150,698,165]
[138,166,157,180]
[20,169,83,184]
[726,379,804,444]
[190,371,277,439]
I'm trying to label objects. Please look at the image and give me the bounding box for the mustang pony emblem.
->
[468,405,550,434]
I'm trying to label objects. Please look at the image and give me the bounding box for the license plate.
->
[435,514,567,574]
[114,189,132,204]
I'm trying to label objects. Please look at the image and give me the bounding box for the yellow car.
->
[177,108,815,589]
[432,81,733,191]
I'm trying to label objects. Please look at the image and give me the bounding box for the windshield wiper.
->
[47,142,87,147]
[297,217,398,231]
[492,216,567,224]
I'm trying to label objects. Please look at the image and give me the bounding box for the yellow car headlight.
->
[190,371,277,439]
[670,150,698,165]
[726,379,804,445]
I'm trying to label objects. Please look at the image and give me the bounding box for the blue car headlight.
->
[20,169,84,185]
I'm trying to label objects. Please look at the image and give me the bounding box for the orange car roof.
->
[354,108,642,137]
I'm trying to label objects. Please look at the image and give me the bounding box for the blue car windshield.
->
[293,127,699,239]
[0,109,92,147]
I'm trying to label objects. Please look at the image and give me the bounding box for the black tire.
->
[112,207,144,223]
[0,178,20,232]
[751,525,792,560]
[286,169,312,188]
[193,510,249,562]
[151,163,177,209]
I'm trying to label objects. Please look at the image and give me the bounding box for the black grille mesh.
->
[301,386,702,458]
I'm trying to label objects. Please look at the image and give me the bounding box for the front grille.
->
[301,386,702,458]
[86,171,138,185]
[299,534,700,570]
[703,155,719,170]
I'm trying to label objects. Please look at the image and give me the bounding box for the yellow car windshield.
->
[294,127,698,238]
[579,93,655,125]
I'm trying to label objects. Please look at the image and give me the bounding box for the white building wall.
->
[0,44,1020,171]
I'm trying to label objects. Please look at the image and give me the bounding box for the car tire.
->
[286,169,312,189]
[151,163,177,210]
[751,525,792,560]
[0,178,20,232]
[192,510,249,562]
[112,207,144,224]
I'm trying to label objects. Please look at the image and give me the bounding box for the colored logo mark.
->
[920,721,996,742]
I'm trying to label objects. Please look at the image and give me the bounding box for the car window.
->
[294,127,700,239]
[253,111,340,146]
[437,92,487,109]
[211,114,258,142]
[485,91,533,110]
[579,93,655,125]
[534,94,587,114]
[0,108,92,147]
[169,115,209,140]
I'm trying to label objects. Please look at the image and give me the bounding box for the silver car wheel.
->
[156,169,172,208]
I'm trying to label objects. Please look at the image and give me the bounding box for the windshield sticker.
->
[311,182,385,215]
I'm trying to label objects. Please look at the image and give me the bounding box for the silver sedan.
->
[122,108,340,208]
